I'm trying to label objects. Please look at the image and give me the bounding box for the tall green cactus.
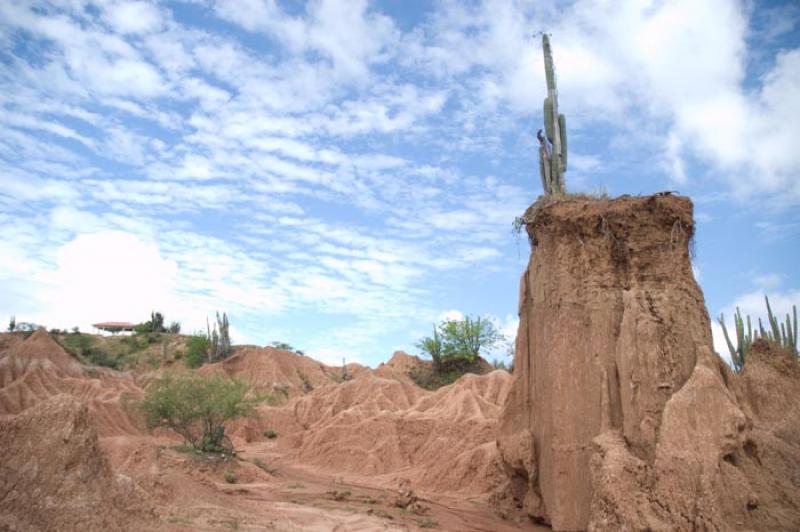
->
[558,113,567,171]
[718,295,799,372]
[764,295,798,354]
[538,34,567,195]
[718,307,752,372]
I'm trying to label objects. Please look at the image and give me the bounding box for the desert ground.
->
[0,327,545,531]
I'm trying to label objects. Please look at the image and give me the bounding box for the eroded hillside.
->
[0,330,539,531]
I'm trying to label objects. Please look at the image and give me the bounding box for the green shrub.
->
[271,341,294,351]
[184,335,210,369]
[416,315,504,377]
[416,325,443,372]
[58,333,122,369]
[438,316,503,362]
[223,470,236,484]
[263,428,278,439]
[135,311,167,334]
[138,374,259,453]
[120,335,147,353]
[84,347,122,369]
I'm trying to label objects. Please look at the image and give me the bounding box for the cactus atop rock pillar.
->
[538,34,567,195]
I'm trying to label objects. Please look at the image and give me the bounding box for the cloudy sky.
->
[1,0,798,366]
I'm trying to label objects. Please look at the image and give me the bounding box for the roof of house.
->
[92,322,136,329]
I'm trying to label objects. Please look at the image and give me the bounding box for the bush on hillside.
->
[184,335,210,369]
[412,316,505,389]
[135,311,168,334]
[416,315,504,371]
[138,374,258,454]
[271,341,294,351]
[57,333,122,369]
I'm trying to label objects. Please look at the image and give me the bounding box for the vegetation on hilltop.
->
[412,315,505,389]
[718,295,798,372]
[134,311,181,334]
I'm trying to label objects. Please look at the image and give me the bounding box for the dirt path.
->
[144,440,546,531]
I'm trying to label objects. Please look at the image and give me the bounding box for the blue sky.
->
[0,0,798,367]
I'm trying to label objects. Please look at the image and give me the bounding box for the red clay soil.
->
[0,329,143,435]
[1,331,541,531]
[0,394,157,531]
[497,194,800,530]
[198,344,369,399]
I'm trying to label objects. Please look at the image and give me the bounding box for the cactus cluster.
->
[538,34,567,195]
[718,295,798,372]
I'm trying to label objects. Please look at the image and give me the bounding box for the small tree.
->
[184,335,210,369]
[416,324,443,372]
[438,316,504,362]
[150,311,165,332]
[7,315,15,332]
[138,374,258,453]
[168,321,181,334]
[416,315,504,371]
[135,311,168,334]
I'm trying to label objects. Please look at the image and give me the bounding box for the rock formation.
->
[497,194,800,530]
[0,394,155,531]
[0,329,143,436]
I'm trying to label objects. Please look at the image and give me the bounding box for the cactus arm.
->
[558,113,567,172]
[792,305,798,354]
[539,145,551,193]
[735,308,747,367]
[766,295,782,341]
[544,98,554,141]
[718,314,740,370]
[781,310,796,355]
[543,34,556,91]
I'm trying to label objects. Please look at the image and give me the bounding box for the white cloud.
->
[498,313,519,349]
[214,0,398,82]
[753,273,782,290]
[37,231,180,330]
[103,1,164,35]
[438,309,464,322]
